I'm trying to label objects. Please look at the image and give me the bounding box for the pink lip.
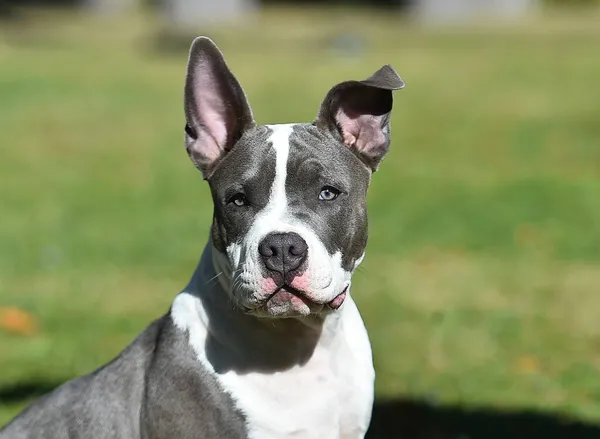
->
[245,285,349,313]
[327,286,348,310]
[276,288,315,306]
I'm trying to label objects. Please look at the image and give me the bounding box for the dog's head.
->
[184,37,404,318]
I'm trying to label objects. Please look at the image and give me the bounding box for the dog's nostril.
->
[258,242,276,257]
[289,243,307,257]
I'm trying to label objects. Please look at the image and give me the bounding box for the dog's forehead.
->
[286,123,369,185]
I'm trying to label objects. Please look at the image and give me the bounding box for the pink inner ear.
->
[193,130,223,165]
[192,68,231,158]
[336,108,387,156]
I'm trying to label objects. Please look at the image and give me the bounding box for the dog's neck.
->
[210,242,234,295]
[184,239,343,374]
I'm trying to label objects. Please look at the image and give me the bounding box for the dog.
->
[0,37,404,439]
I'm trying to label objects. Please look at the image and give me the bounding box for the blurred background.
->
[0,0,599,437]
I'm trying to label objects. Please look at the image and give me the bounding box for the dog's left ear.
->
[315,65,405,172]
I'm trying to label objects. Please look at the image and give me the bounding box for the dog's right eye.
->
[228,193,248,207]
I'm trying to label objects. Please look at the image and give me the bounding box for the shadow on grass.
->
[367,398,600,439]
[2,381,600,438]
[0,380,64,404]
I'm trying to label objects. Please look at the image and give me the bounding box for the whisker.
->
[204,271,223,285]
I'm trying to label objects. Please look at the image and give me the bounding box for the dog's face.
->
[207,123,371,318]
[184,38,404,318]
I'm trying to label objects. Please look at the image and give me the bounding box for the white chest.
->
[221,346,371,438]
[171,293,375,439]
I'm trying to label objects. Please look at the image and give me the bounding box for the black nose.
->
[258,232,308,276]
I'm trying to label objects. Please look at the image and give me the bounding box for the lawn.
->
[0,4,599,432]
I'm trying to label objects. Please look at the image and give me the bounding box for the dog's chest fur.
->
[172,290,374,439]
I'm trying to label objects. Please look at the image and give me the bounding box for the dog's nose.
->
[258,232,308,275]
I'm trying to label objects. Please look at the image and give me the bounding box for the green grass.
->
[1,5,600,427]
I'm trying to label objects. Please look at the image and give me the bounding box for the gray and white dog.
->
[0,37,404,439]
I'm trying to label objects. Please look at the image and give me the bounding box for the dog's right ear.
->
[184,37,255,179]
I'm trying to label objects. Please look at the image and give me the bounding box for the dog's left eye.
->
[319,186,340,201]
[228,194,248,207]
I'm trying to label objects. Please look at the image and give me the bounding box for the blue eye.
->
[319,186,340,201]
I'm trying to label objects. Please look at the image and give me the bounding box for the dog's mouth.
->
[243,285,348,315]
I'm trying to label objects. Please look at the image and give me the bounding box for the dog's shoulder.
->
[1,312,247,439]
[139,310,248,439]
[0,317,166,439]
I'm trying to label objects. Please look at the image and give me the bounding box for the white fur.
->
[227,124,350,306]
[171,291,212,365]
[172,287,374,439]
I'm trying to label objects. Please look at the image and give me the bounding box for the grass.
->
[1,4,600,428]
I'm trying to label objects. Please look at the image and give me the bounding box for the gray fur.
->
[0,316,247,439]
[285,123,371,270]
[208,125,276,254]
